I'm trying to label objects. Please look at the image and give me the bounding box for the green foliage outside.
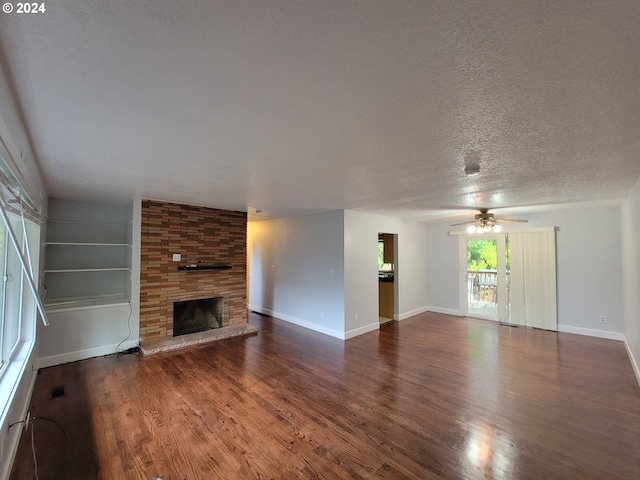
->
[467,239,497,270]
[467,238,511,271]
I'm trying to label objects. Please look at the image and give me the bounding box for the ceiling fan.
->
[450,209,527,233]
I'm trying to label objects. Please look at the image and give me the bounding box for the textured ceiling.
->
[0,0,639,221]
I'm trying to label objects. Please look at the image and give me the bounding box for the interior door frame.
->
[377,232,398,321]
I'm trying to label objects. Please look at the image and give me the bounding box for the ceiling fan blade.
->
[450,209,528,227]
[450,220,475,226]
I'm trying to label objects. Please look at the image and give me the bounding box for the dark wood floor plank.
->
[10,312,640,479]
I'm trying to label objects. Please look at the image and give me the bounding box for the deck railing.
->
[467,270,510,303]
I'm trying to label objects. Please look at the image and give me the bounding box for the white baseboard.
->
[623,337,640,388]
[395,305,463,321]
[557,324,625,341]
[425,306,464,317]
[37,340,139,369]
[345,322,379,339]
[397,305,430,321]
[249,305,345,340]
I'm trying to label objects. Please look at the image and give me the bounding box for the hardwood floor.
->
[10,312,640,479]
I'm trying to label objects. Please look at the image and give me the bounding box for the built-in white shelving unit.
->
[43,199,133,311]
[38,197,142,368]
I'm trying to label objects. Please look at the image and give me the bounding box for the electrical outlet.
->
[599,315,606,323]
[355,313,359,322]
[172,254,181,262]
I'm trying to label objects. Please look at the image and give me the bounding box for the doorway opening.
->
[378,233,396,324]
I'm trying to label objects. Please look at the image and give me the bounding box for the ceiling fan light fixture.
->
[471,221,500,234]
[451,209,528,232]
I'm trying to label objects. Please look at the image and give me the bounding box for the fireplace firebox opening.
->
[173,297,224,337]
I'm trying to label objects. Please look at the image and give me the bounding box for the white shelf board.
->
[43,267,130,273]
[47,219,128,227]
[45,242,130,247]
[44,294,130,313]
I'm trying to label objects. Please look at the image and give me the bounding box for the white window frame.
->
[0,162,46,429]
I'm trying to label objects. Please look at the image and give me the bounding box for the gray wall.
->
[621,178,640,381]
[425,219,460,312]
[248,210,346,338]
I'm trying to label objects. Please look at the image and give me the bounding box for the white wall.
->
[38,305,134,367]
[424,203,626,337]
[248,210,346,338]
[621,177,640,382]
[343,210,384,337]
[343,210,430,337]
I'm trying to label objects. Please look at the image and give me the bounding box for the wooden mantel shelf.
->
[177,264,232,271]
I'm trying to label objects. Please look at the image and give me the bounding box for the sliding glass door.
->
[460,235,508,322]
[459,230,557,330]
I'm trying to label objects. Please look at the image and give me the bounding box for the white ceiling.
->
[0,1,639,221]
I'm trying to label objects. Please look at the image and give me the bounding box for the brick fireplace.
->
[139,200,249,345]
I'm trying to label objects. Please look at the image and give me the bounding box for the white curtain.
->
[509,230,557,331]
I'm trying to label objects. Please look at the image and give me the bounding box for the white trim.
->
[0,367,36,480]
[0,366,36,480]
[0,341,34,425]
[399,305,464,319]
[248,305,345,339]
[623,337,640,388]
[458,235,467,317]
[37,340,138,369]
[557,324,625,341]
[397,305,429,320]
[0,344,37,480]
[345,322,379,339]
